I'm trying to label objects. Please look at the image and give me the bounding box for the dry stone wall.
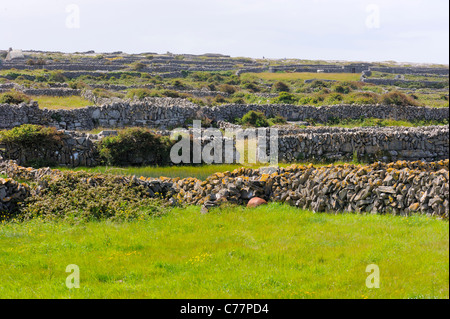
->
[1,98,448,131]
[0,125,448,167]
[1,160,448,218]
[0,177,30,214]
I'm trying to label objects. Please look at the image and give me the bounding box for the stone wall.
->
[1,98,448,131]
[370,67,449,76]
[362,78,448,87]
[273,125,449,162]
[0,177,30,214]
[0,125,448,167]
[1,159,448,218]
[0,130,100,167]
[21,88,82,97]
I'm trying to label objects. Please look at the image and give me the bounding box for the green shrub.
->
[242,82,260,93]
[345,92,379,105]
[326,93,343,104]
[98,128,173,166]
[132,62,146,71]
[333,85,351,94]
[213,94,228,104]
[20,171,167,222]
[0,124,65,167]
[239,111,270,127]
[160,90,180,98]
[268,115,287,125]
[273,92,299,104]
[0,90,31,104]
[48,71,67,83]
[381,91,419,106]
[273,81,290,92]
[218,84,237,94]
[307,80,330,90]
[126,88,156,100]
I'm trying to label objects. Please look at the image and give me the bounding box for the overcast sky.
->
[0,0,448,64]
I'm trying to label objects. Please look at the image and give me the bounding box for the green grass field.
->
[0,203,448,299]
[32,96,92,109]
[248,72,361,82]
[57,161,362,181]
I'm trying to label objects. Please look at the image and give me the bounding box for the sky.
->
[0,0,448,64]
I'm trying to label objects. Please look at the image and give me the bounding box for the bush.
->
[132,62,146,71]
[273,92,299,104]
[326,93,343,104]
[218,84,237,94]
[126,88,157,100]
[333,85,351,94]
[20,172,167,222]
[239,111,270,127]
[213,94,228,104]
[0,90,31,104]
[242,82,260,93]
[345,92,379,105]
[160,89,180,98]
[381,91,419,106]
[307,80,330,90]
[268,115,287,125]
[273,81,290,92]
[48,71,67,83]
[0,124,65,167]
[98,128,173,166]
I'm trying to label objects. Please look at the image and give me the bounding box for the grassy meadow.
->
[31,96,92,110]
[0,203,448,299]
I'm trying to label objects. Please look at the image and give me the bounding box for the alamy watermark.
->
[169,120,279,165]
[365,4,381,29]
[66,264,80,289]
[366,264,380,288]
[65,4,81,29]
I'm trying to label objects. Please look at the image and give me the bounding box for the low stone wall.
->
[362,78,448,87]
[0,177,30,214]
[0,125,448,167]
[1,98,448,131]
[21,88,82,97]
[1,160,448,218]
[0,130,100,167]
[206,103,449,123]
[275,125,449,162]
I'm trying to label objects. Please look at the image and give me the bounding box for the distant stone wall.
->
[205,103,449,123]
[21,88,82,97]
[1,99,448,131]
[370,67,449,76]
[362,78,448,87]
